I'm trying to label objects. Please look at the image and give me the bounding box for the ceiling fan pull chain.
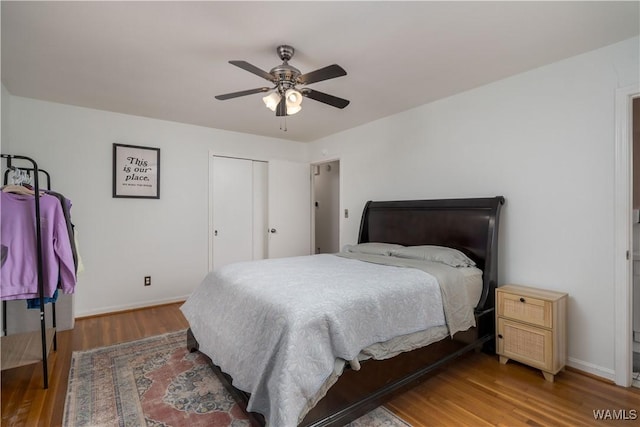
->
[280,117,288,132]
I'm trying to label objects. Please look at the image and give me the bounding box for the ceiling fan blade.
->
[276,96,287,117]
[297,64,347,85]
[215,87,271,100]
[229,60,274,82]
[301,88,350,109]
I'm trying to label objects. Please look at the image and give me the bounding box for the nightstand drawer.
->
[497,318,552,370]
[497,291,552,328]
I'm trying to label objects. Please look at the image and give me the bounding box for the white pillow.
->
[342,242,404,256]
[389,245,476,267]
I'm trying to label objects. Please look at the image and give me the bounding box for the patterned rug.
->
[63,330,411,427]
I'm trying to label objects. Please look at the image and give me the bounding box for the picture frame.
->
[112,143,160,199]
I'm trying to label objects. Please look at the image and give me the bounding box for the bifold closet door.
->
[211,156,309,270]
[252,161,268,260]
[211,156,254,270]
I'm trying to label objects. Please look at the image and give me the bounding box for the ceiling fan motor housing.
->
[272,46,300,94]
[271,64,301,93]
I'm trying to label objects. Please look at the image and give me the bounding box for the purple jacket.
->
[1,192,76,300]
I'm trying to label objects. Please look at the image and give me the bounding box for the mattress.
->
[181,253,480,426]
[357,265,482,361]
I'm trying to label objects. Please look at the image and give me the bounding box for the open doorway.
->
[312,160,340,254]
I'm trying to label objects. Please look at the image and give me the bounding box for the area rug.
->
[63,330,411,427]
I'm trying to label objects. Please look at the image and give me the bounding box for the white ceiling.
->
[2,1,638,143]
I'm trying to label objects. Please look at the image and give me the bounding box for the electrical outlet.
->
[144,276,151,286]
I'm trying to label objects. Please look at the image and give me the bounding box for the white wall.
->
[1,84,10,152]
[6,97,307,317]
[309,37,640,379]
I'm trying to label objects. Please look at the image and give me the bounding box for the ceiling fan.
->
[215,45,349,117]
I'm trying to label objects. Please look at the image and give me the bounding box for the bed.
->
[182,196,504,427]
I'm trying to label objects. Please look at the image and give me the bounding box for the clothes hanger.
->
[1,184,37,195]
[1,169,41,195]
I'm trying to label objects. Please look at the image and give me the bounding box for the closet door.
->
[252,161,268,260]
[210,156,309,270]
[211,156,254,270]
[268,159,311,258]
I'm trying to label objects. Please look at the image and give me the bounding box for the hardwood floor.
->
[2,303,640,426]
[1,303,189,427]
[386,354,640,426]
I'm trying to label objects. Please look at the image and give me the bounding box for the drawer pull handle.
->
[519,297,526,303]
[498,334,503,339]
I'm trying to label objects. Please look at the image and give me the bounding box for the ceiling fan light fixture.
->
[284,88,302,115]
[286,104,302,115]
[285,88,303,107]
[262,92,281,111]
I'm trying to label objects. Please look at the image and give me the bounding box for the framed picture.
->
[112,143,160,199]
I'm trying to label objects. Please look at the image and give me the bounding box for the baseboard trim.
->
[567,357,615,383]
[75,296,188,319]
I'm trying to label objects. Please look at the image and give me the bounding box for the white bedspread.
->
[181,254,457,426]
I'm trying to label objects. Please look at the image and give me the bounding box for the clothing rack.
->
[0,153,54,389]
[2,164,57,349]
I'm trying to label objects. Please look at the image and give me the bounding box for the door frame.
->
[614,84,640,387]
[310,157,341,255]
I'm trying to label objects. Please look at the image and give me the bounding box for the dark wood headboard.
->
[357,196,505,312]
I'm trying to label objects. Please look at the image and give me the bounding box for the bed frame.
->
[187,196,505,427]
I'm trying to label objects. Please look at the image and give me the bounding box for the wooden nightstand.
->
[496,284,567,382]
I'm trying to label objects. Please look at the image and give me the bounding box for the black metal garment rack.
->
[2,163,56,350]
[0,153,54,389]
